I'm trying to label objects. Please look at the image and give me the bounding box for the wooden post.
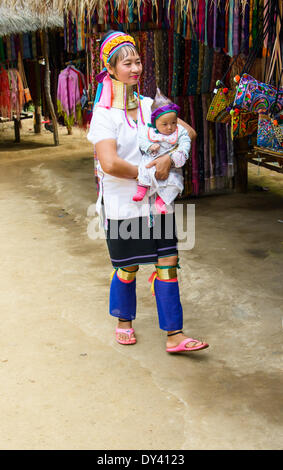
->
[42,30,59,146]
[34,104,41,134]
[234,137,249,193]
[13,117,21,143]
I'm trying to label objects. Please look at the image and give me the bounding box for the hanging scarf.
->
[0,67,10,118]
[233,0,240,56]
[204,0,208,46]
[197,42,205,95]
[201,45,214,93]
[143,31,156,99]
[202,94,210,192]
[189,95,199,195]
[168,29,174,97]
[216,0,226,49]
[249,0,254,49]
[196,94,204,194]
[187,39,199,95]
[228,0,234,56]
[182,39,191,96]
[198,0,206,43]
[207,0,214,47]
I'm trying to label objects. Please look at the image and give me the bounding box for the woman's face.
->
[107,50,142,85]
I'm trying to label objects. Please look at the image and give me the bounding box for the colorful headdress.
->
[150,88,180,127]
[94,31,144,128]
[100,32,136,67]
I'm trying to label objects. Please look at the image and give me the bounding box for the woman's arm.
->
[177,118,197,141]
[95,139,138,179]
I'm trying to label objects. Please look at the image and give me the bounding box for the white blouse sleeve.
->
[87,106,117,146]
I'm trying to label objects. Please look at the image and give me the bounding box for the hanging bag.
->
[207,6,270,125]
[256,114,283,152]
[233,73,283,114]
[256,70,283,153]
[206,87,236,123]
[233,29,283,115]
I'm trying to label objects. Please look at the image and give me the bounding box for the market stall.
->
[0,5,64,145]
[1,0,282,192]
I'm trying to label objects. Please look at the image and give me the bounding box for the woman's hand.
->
[177,118,197,141]
[146,154,171,180]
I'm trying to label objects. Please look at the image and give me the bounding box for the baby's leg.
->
[155,195,168,214]
[133,184,148,201]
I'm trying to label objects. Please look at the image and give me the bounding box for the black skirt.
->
[106,213,178,268]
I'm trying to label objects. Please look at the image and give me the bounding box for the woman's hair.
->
[100,30,139,69]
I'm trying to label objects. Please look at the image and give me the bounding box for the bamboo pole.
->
[42,30,59,146]
[34,104,41,133]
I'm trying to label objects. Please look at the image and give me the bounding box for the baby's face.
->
[155,112,177,135]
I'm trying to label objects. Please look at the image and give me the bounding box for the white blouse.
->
[87,96,174,220]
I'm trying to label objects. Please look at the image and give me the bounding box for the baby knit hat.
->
[150,88,180,127]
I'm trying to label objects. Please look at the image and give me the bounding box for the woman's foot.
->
[166,330,208,352]
[116,319,136,344]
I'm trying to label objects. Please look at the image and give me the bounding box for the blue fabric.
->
[109,271,136,321]
[93,81,103,108]
[154,279,183,331]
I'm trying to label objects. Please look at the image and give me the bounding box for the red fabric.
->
[0,67,11,118]
[70,67,85,96]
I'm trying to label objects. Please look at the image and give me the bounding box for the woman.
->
[87,30,209,353]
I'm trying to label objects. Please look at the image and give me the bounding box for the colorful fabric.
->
[0,67,11,118]
[57,66,82,126]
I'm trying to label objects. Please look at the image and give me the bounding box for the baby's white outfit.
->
[137,124,191,205]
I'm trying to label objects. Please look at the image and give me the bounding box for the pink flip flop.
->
[116,328,136,345]
[166,338,209,353]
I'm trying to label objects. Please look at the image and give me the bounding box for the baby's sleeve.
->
[170,125,191,168]
[87,106,117,146]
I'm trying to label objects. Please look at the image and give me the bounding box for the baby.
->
[133,88,191,214]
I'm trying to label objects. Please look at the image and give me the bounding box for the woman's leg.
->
[156,256,208,350]
[110,265,139,344]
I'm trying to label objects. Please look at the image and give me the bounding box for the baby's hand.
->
[149,143,160,155]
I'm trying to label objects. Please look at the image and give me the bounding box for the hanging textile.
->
[57,65,86,127]
[0,66,25,119]
[0,66,11,118]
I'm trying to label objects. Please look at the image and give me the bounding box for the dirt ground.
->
[0,120,282,450]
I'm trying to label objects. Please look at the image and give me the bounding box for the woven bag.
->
[207,88,236,123]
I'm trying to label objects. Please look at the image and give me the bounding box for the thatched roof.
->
[0,1,251,22]
[0,1,246,18]
[0,5,63,36]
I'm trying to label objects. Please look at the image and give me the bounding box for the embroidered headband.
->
[100,32,136,67]
[151,104,180,127]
